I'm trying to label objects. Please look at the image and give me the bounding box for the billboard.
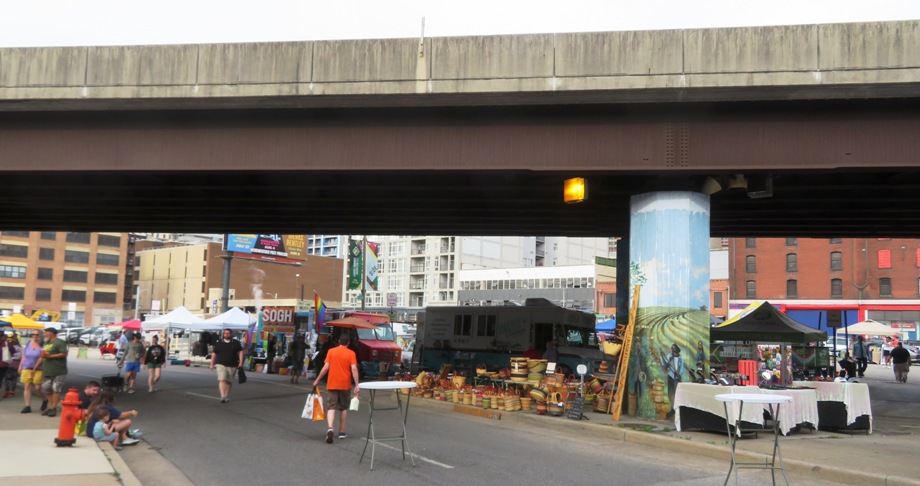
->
[227,234,306,265]
[261,306,295,334]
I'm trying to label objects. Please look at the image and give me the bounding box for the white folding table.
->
[359,381,418,470]
[715,393,792,486]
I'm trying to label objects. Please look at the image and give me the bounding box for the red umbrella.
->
[323,316,377,330]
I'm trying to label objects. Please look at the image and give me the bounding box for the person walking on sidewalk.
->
[210,329,243,403]
[119,333,145,394]
[18,330,48,413]
[890,342,911,383]
[852,336,871,378]
[288,333,308,384]
[144,335,166,393]
[313,333,360,444]
[40,327,68,417]
[2,334,21,398]
[882,337,893,368]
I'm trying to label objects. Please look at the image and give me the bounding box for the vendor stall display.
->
[792,380,872,433]
[675,383,818,436]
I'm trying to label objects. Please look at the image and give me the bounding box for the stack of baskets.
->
[526,359,548,386]
[509,357,529,383]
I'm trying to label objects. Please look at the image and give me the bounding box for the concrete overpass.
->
[1,20,919,236]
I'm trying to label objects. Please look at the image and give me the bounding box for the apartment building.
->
[0,231,130,326]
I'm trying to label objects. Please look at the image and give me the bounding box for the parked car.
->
[904,341,920,363]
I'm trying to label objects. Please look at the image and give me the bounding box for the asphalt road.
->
[67,356,848,486]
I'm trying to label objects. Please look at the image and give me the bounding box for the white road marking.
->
[360,438,455,469]
[185,392,221,401]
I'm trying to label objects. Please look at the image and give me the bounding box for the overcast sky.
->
[2,0,919,47]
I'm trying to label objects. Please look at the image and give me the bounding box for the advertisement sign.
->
[826,310,842,328]
[366,241,379,291]
[227,234,306,265]
[261,306,295,333]
[31,310,61,322]
[347,239,363,290]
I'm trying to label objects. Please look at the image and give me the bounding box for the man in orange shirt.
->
[313,333,360,444]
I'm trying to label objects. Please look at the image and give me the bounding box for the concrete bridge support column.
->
[627,192,711,421]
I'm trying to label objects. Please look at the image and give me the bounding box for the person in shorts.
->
[92,408,124,451]
[209,329,243,403]
[40,327,68,417]
[18,330,48,413]
[313,333,360,444]
[119,333,145,394]
[144,335,166,393]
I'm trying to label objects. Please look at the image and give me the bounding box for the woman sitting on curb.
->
[86,391,140,446]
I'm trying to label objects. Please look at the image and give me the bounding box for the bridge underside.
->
[1,99,919,237]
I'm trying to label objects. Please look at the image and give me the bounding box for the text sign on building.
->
[826,310,842,328]
[261,306,295,333]
[387,293,397,307]
[227,234,306,265]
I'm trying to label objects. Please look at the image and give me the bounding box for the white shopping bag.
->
[349,396,360,412]
[302,393,316,420]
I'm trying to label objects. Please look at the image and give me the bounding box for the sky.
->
[2,0,919,47]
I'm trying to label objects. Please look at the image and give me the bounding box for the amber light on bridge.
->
[564,177,588,204]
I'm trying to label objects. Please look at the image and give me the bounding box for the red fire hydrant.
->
[55,387,86,447]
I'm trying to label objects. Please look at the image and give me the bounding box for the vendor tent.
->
[192,307,255,331]
[142,306,203,331]
[324,316,377,330]
[711,301,827,343]
[109,319,142,331]
[0,314,45,330]
[840,319,896,336]
[596,319,617,332]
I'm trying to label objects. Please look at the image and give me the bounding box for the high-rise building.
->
[0,231,130,326]
[325,235,615,319]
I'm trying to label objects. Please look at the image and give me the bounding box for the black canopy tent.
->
[712,301,827,343]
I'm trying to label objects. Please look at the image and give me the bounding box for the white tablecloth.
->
[675,383,817,435]
[792,381,873,432]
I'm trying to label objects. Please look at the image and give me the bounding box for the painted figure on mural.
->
[629,328,651,411]
[695,340,707,374]
[657,343,684,418]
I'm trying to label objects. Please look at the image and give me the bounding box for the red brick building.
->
[729,238,920,339]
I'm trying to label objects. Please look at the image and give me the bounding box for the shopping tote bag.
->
[302,388,325,421]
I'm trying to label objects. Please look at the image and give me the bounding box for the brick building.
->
[729,237,920,339]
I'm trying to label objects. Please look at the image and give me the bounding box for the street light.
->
[134,287,146,320]
[295,273,304,301]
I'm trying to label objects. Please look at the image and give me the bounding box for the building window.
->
[97,234,121,247]
[829,238,842,244]
[64,250,90,264]
[603,293,615,307]
[745,280,756,298]
[63,270,88,283]
[454,314,472,336]
[0,265,26,278]
[786,238,797,246]
[0,286,25,299]
[40,232,57,241]
[476,315,496,337]
[713,291,723,308]
[745,238,756,248]
[0,244,28,258]
[3,231,29,237]
[745,255,756,273]
[96,254,120,266]
[879,278,892,297]
[35,288,52,301]
[93,292,118,304]
[65,232,91,244]
[830,252,843,271]
[786,253,797,272]
[878,250,891,269]
[94,273,119,285]
[39,248,55,260]
[37,268,53,280]
[831,278,843,298]
[61,290,86,302]
[787,279,798,297]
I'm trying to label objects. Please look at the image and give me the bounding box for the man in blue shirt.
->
[659,344,684,418]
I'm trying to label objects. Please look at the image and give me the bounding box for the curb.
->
[97,441,142,486]
[411,396,920,486]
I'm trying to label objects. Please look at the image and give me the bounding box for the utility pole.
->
[221,234,232,313]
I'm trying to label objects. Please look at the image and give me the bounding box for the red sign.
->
[891,322,917,330]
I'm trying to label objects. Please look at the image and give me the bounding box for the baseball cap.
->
[45,327,59,334]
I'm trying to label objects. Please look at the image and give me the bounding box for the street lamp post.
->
[134,287,145,320]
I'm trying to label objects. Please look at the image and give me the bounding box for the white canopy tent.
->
[190,307,255,332]
[141,306,204,331]
[840,319,897,336]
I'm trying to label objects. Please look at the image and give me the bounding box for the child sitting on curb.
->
[92,408,123,451]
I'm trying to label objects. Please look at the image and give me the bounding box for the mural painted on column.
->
[627,192,710,421]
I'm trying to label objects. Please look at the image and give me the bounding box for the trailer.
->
[415,298,612,376]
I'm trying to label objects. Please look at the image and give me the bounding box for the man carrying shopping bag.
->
[313,333,360,444]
